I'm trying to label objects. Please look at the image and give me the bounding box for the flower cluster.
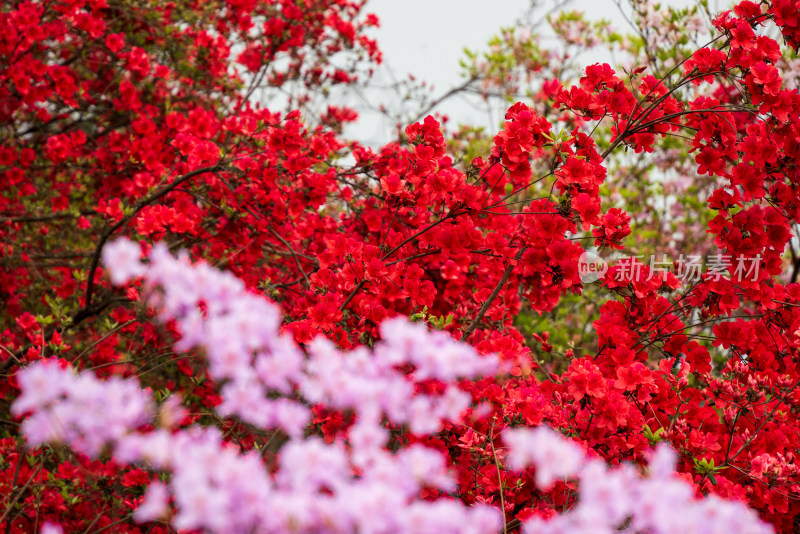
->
[505,427,772,534]
[12,360,153,457]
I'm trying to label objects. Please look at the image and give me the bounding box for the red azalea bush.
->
[2,0,800,531]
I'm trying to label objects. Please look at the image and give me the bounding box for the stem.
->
[462,248,526,341]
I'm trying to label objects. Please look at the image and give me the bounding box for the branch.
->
[0,210,96,223]
[266,226,310,289]
[339,280,366,313]
[408,75,479,125]
[82,164,235,312]
[462,248,526,342]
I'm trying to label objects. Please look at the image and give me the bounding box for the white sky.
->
[369,0,533,93]
[370,0,613,84]
[347,0,704,145]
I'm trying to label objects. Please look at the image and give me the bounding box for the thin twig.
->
[462,248,526,341]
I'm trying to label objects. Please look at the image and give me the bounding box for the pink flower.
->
[134,482,169,523]
[39,523,63,534]
[647,442,677,479]
[503,426,585,489]
[578,460,633,524]
[399,444,455,492]
[157,395,187,428]
[102,238,145,285]
[277,437,349,491]
[11,359,70,415]
[14,361,154,456]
